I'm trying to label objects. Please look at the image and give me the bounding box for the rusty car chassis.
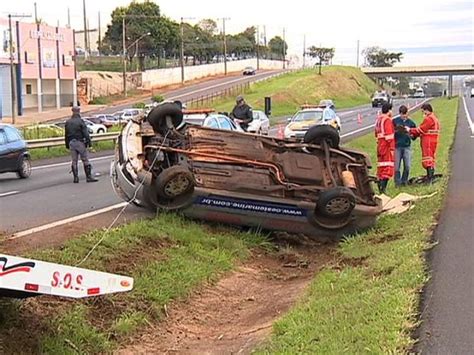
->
[111,102,382,237]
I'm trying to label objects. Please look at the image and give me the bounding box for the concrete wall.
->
[142,59,283,89]
[42,79,56,107]
[22,79,38,109]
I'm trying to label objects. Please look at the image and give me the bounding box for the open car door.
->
[0,254,133,299]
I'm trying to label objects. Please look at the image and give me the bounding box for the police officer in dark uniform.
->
[65,107,98,183]
[230,95,253,131]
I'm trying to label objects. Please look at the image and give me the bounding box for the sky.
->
[2,0,473,66]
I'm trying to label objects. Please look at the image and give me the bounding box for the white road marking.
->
[32,155,114,171]
[0,191,19,198]
[341,124,376,138]
[462,97,474,135]
[167,71,282,101]
[7,202,128,241]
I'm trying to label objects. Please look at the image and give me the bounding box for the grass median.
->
[258,97,458,353]
[0,214,267,354]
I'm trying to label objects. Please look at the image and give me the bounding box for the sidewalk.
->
[1,105,105,127]
[417,101,474,352]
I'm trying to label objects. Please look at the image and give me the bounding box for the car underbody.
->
[112,103,382,237]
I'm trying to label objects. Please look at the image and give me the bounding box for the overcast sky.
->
[4,0,473,65]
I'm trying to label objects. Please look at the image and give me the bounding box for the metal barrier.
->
[27,132,119,149]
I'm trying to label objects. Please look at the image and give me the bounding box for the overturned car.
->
[111,102,382,237]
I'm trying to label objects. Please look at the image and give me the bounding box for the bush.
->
[89,96,108,105]
[132,102,146,109]
[151,94,164,103]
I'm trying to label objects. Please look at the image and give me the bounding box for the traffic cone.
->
[357,113,362,124]
[278,124,284,139]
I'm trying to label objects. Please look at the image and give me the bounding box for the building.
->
[0,18,76,119]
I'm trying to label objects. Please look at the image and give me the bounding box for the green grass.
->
[190,66,379,123]
[0,214,267,354]
[258,97,458,353]
[89,89,146,105]
[29,140,115,160]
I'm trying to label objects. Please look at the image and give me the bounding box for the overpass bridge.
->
[362,65,474,96]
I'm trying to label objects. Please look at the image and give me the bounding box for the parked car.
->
[111,102,382,238]
[91,114,121,127]
[247,110,270,135]
[202,114,243,132]
[318,99,336,110]
[413,88,425,98]
[284,107,341,139]
[121,109,143,121]
[0,124,31,179]
[112,111,125,120]
[243,66,256,75]
[371,91,392,107]
[83,119,107,134]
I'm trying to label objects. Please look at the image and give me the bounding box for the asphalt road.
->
[417,96,474,353]
[0,97,424,237]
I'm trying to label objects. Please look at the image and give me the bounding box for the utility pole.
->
[122,16,126,96]
[67,7,71,28]
[356,39,360,67]
[282,28,286,69]
[98,12,101,56]
[256,26,260,70]
[34,3,38,23]
[8,15,16,123]
[263,25,267,47]
[180,17,185,83]
[221,18,230,75]
[303,34,306,68]
[83,0,88,58]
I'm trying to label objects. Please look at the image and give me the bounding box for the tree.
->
[101,1,179,69]
[307,46,335,74]
[396,77,410,95]
[362,46,403,67]
[268,36,287,60]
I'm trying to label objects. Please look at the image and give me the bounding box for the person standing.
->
[409,103,440,182]
[393,105,417,186]
[374,103,395,194]
[230,95,253,131]
[64,107,98,183]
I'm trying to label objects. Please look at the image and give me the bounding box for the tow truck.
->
[0,253,133,299]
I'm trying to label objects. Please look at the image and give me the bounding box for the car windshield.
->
[292,110,324,122]
[245,67,253,70]
[374,93,387,98]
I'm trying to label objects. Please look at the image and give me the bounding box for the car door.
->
[2,126,24,171]
[0,129,10,173]
[216,116,234,131]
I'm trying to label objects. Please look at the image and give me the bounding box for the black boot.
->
[85,164,98,183]
[378,179,389,194]
[72,164,79,183]
[427,167,435,183]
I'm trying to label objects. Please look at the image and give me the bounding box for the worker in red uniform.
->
[408,103,440,182]
[375,103,395,194]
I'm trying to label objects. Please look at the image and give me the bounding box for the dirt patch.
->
[117,242,335,355]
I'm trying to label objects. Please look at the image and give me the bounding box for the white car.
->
[284,107,341,139]
[83,119,107,134]
[121,109,143,121]
[247,110,270,135]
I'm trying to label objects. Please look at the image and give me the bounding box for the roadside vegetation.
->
[190,66,379,121]
[258,97,458,353]
[0,214,268,353]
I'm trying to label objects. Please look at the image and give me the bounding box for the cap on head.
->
[72,106,80,113]
[236,95,244,103]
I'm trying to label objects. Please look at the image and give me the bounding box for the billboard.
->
[42,48,56,68]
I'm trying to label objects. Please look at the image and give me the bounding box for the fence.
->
[26,132,119,149]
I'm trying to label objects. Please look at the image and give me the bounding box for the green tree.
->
[362,46,403,67]
[268,36,288,60]
[307,46,335,74]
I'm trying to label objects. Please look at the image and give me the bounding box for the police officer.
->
[230,95,253,131]
[64,107,98,183]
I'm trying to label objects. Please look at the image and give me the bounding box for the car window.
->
[292,111,323,122]
[0,130,6,145]
[4,126,22,142]
[206,117,219,129]
[217,116,232,130]
[323,108,336,121]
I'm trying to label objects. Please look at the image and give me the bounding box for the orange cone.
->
[357,113,362,124]
[278,124,285,139]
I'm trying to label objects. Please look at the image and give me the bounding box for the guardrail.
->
[27,132,120,149]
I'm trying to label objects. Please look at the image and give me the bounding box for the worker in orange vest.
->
[408,103,440,182]
[374,103,395,194]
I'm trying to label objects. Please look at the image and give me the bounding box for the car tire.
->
[156,165,194,199]
[147,102,184,136]
[17,156,31,179]
[303,125,340,148]
[317,187,356,218]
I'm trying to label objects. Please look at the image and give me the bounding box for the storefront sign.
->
[42,48,56,68]
[30,30,64,42]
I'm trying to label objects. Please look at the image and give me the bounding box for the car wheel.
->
[17,156,32,179]
[155,166,195,210]
[317,187,356,218]
[303,125,340,148]
[147,102,184,136]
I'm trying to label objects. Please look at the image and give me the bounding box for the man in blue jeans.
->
[393,105,417,186]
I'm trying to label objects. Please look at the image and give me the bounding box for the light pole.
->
[180,17,195,84]
[256,26,260,70]
[122,29,151,97]
[282,28,286,69]
[218,17,230,75]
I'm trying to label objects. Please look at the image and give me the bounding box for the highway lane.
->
[0,98,425,236]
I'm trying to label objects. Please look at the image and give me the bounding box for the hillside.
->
[206,66,379,120]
